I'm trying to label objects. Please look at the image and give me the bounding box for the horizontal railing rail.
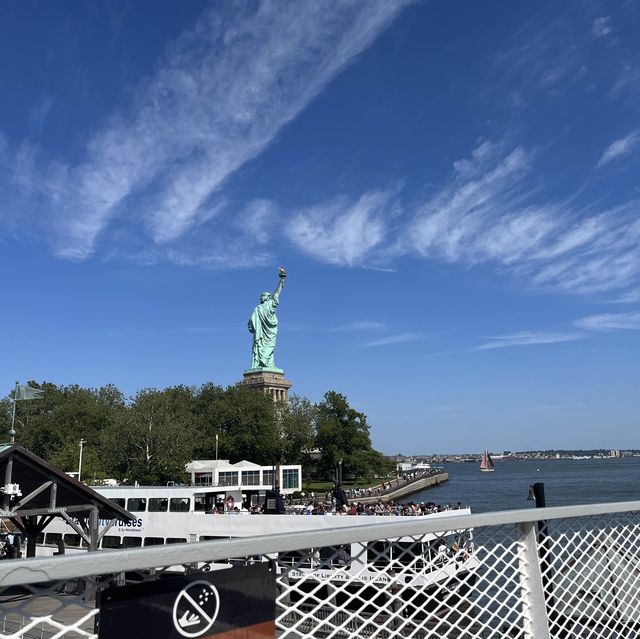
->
[1,499,639,639]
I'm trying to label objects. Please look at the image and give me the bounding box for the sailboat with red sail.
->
[480,450,495,472]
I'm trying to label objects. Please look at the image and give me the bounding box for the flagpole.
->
[10,381,18,444]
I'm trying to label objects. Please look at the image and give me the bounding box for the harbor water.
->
[414,457,640,513]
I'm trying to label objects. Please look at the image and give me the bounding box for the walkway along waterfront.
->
[1,499,639,638]
[356,470,449,505]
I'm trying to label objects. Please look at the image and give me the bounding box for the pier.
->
[355,470,449,505]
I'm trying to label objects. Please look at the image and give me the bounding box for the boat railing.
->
[2,500,640,638]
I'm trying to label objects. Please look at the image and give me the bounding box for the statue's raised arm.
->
[247,268,287,371]
[273,267,286,301]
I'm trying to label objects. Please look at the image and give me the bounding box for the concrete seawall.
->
[356,472,449,504]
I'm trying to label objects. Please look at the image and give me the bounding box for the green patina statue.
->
[247,267,287,372]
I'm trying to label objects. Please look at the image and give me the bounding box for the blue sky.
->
[1,1,639,454]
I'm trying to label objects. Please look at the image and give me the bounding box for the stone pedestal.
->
[238,369,293,403]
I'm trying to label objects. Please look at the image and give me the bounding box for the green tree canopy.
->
[315,391,391,480]
[2,382,390,486]
[194,384,280,465]
[278,394,317,466]
[101,386,197,485]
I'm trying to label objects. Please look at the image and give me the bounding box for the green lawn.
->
[302,478,393,492]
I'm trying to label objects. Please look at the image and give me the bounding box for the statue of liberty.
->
[247,268,286,371]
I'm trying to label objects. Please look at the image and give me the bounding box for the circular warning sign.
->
[172,580,221,638]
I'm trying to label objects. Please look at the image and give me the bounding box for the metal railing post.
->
[517,521,551,639]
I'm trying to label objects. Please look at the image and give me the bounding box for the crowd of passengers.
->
[205,495,464,515]
[286,500,465,516]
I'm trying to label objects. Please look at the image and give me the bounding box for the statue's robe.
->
[248,293,279,368]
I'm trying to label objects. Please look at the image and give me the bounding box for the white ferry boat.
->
[36,460,478,620]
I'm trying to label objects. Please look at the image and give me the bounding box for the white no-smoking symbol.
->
[172,580,221,638]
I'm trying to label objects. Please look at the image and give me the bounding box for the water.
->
[413,457,640,513]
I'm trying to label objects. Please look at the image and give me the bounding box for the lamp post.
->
[215,433,219,462]
[78,439,87,483]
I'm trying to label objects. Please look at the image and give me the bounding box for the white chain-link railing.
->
[1,501,639,638]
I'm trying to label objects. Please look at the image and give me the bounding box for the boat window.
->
[102,536,121,549]
[169,497,190,512]
[122,536,142,548]
[194,472,212,486]
[194,496,207,512]
[35,533,45,544]
[282,468,299,490]
[167,537,187,544]
[367,541,391,569]
[200,535,231,541]
[318,545,351,568]
[45,532,62,545]
[144,537,164,546]
[127,498,147,512]
[148,497,168,512]
[64,534,81,547]
[394,541,424,569]
[241,470,260,486]
[279,548,313,568]
[111,498,126,508]
[218,471,238,486]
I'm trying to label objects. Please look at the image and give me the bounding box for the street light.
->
[78,439,87,483]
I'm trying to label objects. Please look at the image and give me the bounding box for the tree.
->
[8,382,125,477]
[315,391,391,480]
[279,394,316,466]
[193,384,280,465]
[101,386,197,484]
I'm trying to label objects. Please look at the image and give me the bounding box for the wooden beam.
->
[89,507,99,551]
[1,504,89,518]
[9,517,26,535]
[59,511,91,545]
[38,515,55,532]
[97,518,117,541]
[12,480,52,511]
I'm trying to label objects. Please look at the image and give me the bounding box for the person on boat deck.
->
[436,538,449,562]
[336,545,351,566]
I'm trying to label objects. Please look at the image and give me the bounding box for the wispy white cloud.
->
[597,131,639,167]
[473,331,585,351]
[612,57,640,98]
[330,321,387,332]
[592,16,613,38]
[235,199,277,246]
[575,311,640,331]
[609,288,640,304]
[362,332,423,348]
[287,190,393,266]
[532,403,587,417]
[391,141,640,296]
[283,138,640,297]
[7,1,412,261]
[403,144,536,262]
[491,9,591,104]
